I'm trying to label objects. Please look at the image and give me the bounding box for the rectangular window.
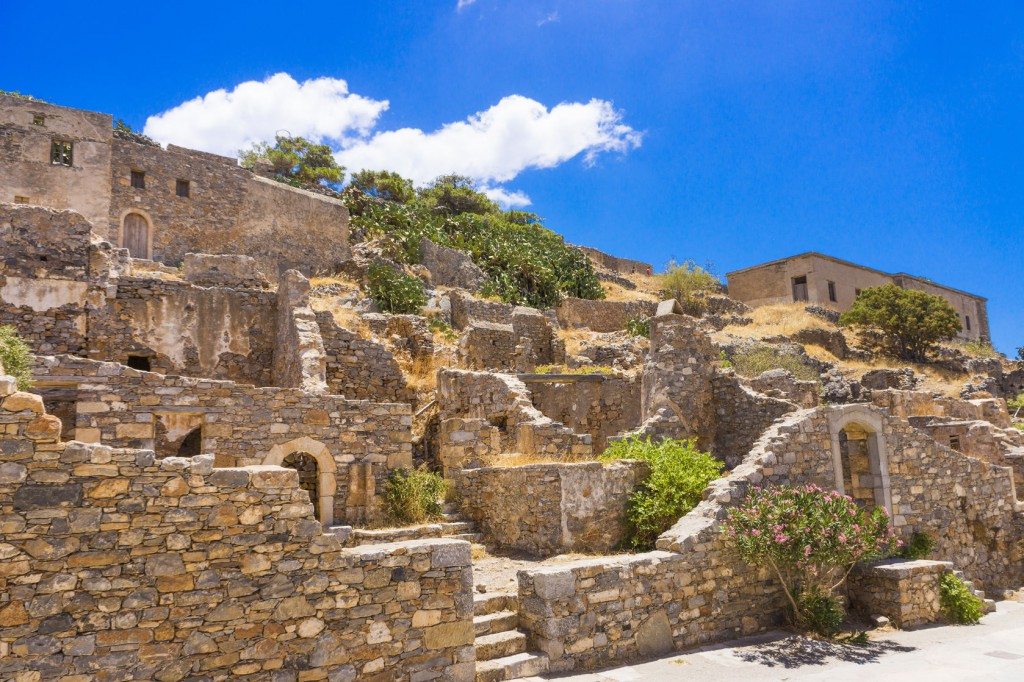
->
[966,316,971,331]
[949,435,961,452]
[32,114,45,126]
[176,179,190,198]
[50,140,73,166]
[791,275,809,302]
[14,195,30,204]
[131,170,146,189]
[827,280,837,303]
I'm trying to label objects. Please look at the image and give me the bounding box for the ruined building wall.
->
[711,372,798,468]
[522,373,641,453]
[0,377,472,680]
[272,270,327,393]
[316,311,412,404]
[33,354,412,524]
[556,298,656,333]
[0,95,112,228]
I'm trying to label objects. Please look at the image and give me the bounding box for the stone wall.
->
[419,237,487,291]
[910,416,1024,492]
[848,559,952,629]
[438,418,502,475]
[87,276,277,386]
[272,270,327,393]
[742,368,819,408]
[317,311,413,404]
[437,369,593,459]
[522,373,641,452]
[457,461,647,556]
[32,354,412,524]
[872,389,1011,428]
[712,371,798,468]
[578,246,653,276]
[181,253,270,289]
[556,298,656,333]
[515,403,1024,671]
[0,377,473,680]
[109,139,351,275]
[449,291,515,329]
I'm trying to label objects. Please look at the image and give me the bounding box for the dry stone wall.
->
[457,461,647,556]
[0,378,473,680]
[712,371,798,468]
[556,298,656,333]
[848,559,952,629]
[316,311,413,404]
[522,373,641,452]
[32,354,412,524]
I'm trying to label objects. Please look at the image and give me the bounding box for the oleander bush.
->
[601,437,723,550]
[724,485,899,636]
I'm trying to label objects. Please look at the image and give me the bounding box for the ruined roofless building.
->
[0,93,351,275]
[726,251,990,343]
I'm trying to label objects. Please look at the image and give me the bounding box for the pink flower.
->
[751,529,761,537]
[804,545,812,557]
[838,533,847,543]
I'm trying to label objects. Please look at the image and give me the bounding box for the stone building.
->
[726,252,990,342]
[0,94,350,275]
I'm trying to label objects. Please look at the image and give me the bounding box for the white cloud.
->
[480,185,532,208]
[336,95,642,186]
[457,0,476,10]
[143,73,388,157]
[538,11,559,26]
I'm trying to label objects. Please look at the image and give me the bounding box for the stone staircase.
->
[473,592,549,682]
[951,569,997,614]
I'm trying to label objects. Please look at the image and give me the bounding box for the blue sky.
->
[3,1,1022,352]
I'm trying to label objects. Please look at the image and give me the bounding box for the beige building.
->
[0,94,350,275]
[726,252,989,343]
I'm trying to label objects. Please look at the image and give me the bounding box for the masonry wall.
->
[555,298,656,333]
[0,379,473,680]
[578,246,653,276]
[0,95,112,228]
[457,461,647,556]
[711,372,798,468]
[847,559,951,629]
[109,139,351,275]
[522,374,641,452]
[317,311,412,404]
[33,355,413,523]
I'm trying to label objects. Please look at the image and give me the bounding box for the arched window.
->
[282,452,321,520]
[121,212,151,258]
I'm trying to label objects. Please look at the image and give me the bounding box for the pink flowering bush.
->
[724,484,899,635]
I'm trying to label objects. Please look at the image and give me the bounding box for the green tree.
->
[1016,346,1024,362]
[240,135,344,189]
[656,260,720,316]
[839,284,962,362]
[416,174,498,215]
[347,170,416,204]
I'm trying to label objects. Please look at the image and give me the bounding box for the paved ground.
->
[536,600,1024,681]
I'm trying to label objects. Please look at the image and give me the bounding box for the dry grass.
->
[557,327,598,356]
[480,451,595,467]
[309,273,361,292]
[309,297,375,339]
[602,280,659,303]
[723,302,838,340]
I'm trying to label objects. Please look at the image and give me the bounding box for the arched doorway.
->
[282,452,320,519]
[827,407,893,515]
[265,437,337,526]
[121,212,151,258]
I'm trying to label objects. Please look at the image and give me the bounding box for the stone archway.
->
[265,437,337,526]
[282,452,320,519]
[827,406,893,515]
[118,209,154,259]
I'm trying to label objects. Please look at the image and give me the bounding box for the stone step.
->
[474,610,519,637]
[473,592,517,617]
[351,524,444,544]
[474,630,527,662]
[324,525,352,544]
[475,652,549,682]
[452,532,484,543]
[439,521,474,534]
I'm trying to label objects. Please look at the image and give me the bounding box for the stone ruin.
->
[0,200,1023,680]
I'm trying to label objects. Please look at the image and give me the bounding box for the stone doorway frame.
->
[265,437,337,526]
[827,406,894,515]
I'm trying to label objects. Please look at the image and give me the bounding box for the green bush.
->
[656,260,720,316]
[0,326,33,391]
[939,572,984,624]
[535,364,616,376]
[427,317,457,342]
[840,284,961,362]
[343,174,604,309]
[367,262,427,314]
[724,485,898,636]
[601,437,723,550]
[798,588,845,637]
[897,531,934,560]
[625,315,650,338]
[729,346,820,382]
[382,466,447,525]
[1007,393,1024,415]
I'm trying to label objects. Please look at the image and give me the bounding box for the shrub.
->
[897,530,934,560]
[0,326,33,391]
[729,346,820,382]
[724,485,898,636]
[343,174,604,309]
[240,135,344,189]
[839,284,961,362]
[427,317,457,343]
[1007,393,1024,415]
[625,315,650,338]
[366,262,427,314]
[939,572,984,624]
[535,364,616,376]
[601,437,723,550]
[959,340,1000,359]
[1017,346,1024,362]
[798,588,845,637]
[656,260,720,316]
[382,466,447,525]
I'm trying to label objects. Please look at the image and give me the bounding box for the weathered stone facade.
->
[32,354,412,524]
[0,366,474,681]
[317,311,413,404]
[577,246,653,276]
[457,461,648,556]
